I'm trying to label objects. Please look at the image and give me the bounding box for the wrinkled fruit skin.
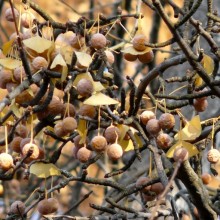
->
[173,147,189,162]
[90,33,107,49]
[156,133,173,150]
[132,34,147,51]
[159,113,175,130]
[0,153,14,171]
[140,110,156,125]
[107,143,123,160]
[91,136,107,152]
[9,201,26,215]
[77,147,92,163]
[146,119,161,136]
[207,149,220,163]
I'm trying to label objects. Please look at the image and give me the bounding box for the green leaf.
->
[30,162,61,178]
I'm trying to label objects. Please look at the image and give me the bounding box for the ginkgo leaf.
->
[30,162,61,178]
[194,54,214,87]
[2,40,14,55]
[93,81,105,92]
[10,102,22,118]
[166,140,199,158]
[84,92,119,106]
[201,54,214,75]
[117,124,130,141]
[119,133,142,152]
[175,115,201,141]
[0,58,21,69]
[23,36,53,53]
[77,119,88,144]
[121,46,151,55]
[50,53,67,69]
[75,51,92,68]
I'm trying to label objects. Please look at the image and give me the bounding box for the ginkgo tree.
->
[0,0,220,219]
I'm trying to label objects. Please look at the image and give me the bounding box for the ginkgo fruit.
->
[156,133,173,150]
[61,103,76,117]
[54,121,65,137]
[132,34,147,51]
[21,12,35,28]
[201,173,212,185]
[107,143,123,160]
[10,136,23,153]
[90,33,107,49]
[47,198,59,213]
[13,66,26,82]
[173,147,189,162]
[76,147,92,163]
[5,7,19,22]
[22,143,40,160]
[15,125,28,138]
[104,126,121,143]
[91,135,107,152]
[0,153,14,171]
[138,51,154,64]
[69,34,85,49]
[140,110,156,125]
[123,53,137,62]
[159,113,175,130]
[193,99,208,112]
[32,56,48,70]
[146,119,161,136]
[135,176,151,193]
[207,149,220,163]
[0,69,13,89]
[78,104,96,118]
[62,117,77,134]
[105,50,115,64]
[9,200,26,215]
[37,198,58,215]
[76,79,94,97]
[74,135,88,149]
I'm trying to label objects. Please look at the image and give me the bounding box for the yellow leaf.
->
[93,81,105,92]
[120,139,134,151]
[175,115,201,141]
[75,51,92,68]
[84,92,119,106]
[0,58,21,70]
[166,140,199,158]
[77,119,87,142]
[201,54,214,75]
[23,36,53,54]
[61,66,68,82]
[50,53,67,69]
[121,45,151,55]
[2,40,14,55]
[117,124,130,141]
[60,45,74,65]
[30,162,61,178]
[194,54,214,87]
[119,133,142,152]
[10,102,22,118]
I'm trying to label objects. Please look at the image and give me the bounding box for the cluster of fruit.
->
[72,125,124,163]
[140,110,190,162]
[123,34,154,64]
[0,124,45,172]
